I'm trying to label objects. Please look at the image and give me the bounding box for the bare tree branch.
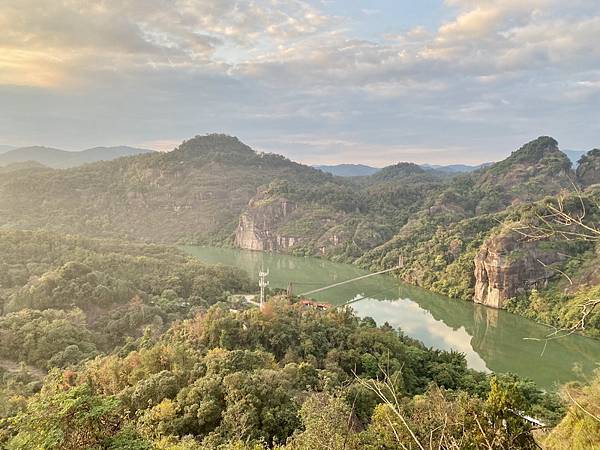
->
[353,368,425,450]
[565,387,600,423]
[508,190,600,341]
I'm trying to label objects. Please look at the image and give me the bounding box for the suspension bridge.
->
[248,256,404,309]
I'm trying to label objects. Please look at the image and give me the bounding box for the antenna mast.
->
[259,268,269,308]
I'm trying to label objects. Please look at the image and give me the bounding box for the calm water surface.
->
[183,246,600,390]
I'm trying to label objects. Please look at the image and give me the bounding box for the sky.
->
[0,0,599,165]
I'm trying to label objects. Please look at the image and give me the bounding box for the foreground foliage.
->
[544,371,600,449]
[0,230,597,448]
[1,299,563,449]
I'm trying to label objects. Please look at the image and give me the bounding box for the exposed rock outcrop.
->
[234,193,302,251]
[473,231,566,308]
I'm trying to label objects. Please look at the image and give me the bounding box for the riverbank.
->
[183,245,600,391]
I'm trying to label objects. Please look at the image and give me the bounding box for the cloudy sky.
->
[1,0,599,165]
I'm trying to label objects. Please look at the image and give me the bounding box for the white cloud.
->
[3,0,598,90]
[1,0,599,163]
[0,0,331,86]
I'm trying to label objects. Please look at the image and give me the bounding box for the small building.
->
[298,299,331,310]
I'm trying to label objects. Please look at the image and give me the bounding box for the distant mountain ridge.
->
[314,164,380,177]
[1,143,583,173]
[0,145,154,168]
[420,163,492,173]
[315,162,490,177]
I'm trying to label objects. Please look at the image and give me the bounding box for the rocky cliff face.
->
[473,231,565,308]
[234,193,302,251]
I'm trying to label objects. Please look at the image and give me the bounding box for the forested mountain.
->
[0,135,472,254]
[0,134,598,339]
[358,137,600,335]
[0,145,154,168]
[0,135,358,243]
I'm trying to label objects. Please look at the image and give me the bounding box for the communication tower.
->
[259,268,269,307]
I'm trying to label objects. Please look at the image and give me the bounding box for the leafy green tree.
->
[485,376,537,449]
[288,393,355,450]
[4,382,138,450]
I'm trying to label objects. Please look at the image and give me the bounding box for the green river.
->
[183,246,600,391]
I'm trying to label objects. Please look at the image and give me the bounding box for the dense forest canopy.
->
[0,230,251,370]
[0,294,566,449]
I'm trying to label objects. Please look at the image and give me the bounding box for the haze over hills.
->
[314,164,380,177]
[316,162,492,177]
[0,145,15,154]
[0,145,154,168]
[0,161,48,173]
[0,142,585,174]
[420,163,493,173]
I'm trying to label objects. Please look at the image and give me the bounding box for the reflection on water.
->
[351,299,490,372]
[183,246,600,390]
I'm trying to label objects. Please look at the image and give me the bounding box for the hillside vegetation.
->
[0,230,567,449]
[0,135,441,255]
[0,135,350,243]
[0,230,250,371]
[0,134,599,337]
